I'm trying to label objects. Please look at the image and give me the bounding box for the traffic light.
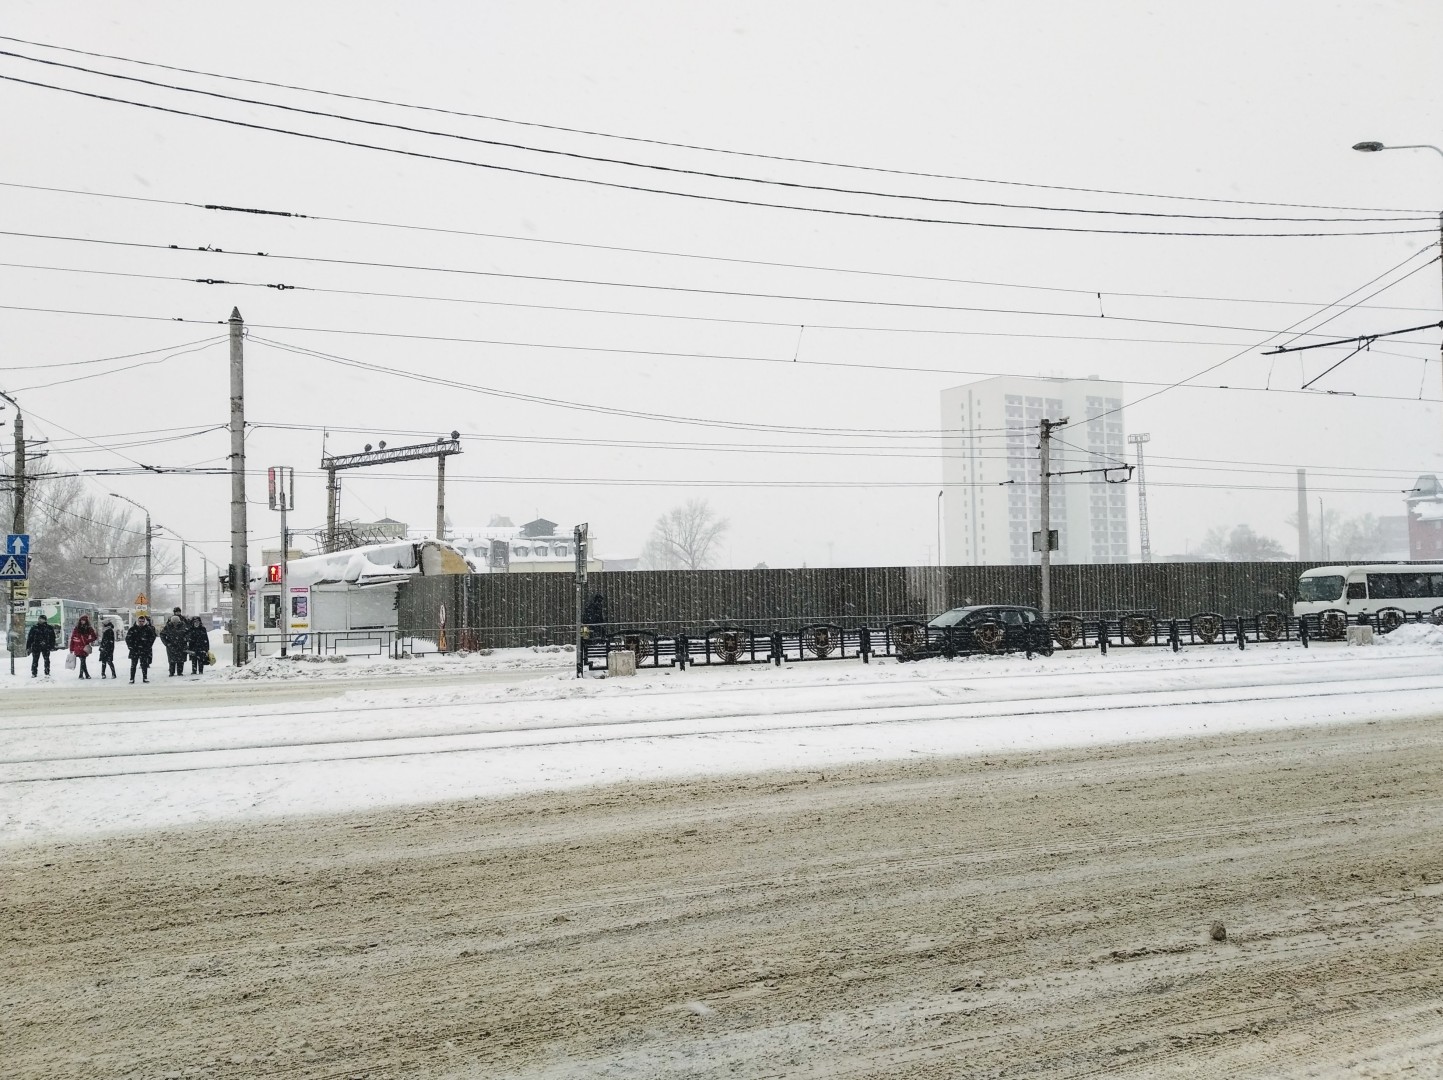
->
[266,564,282,584]
[218,567,234,593]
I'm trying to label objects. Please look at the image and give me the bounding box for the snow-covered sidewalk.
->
[2,635,1441,845]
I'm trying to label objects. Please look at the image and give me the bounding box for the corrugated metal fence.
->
[398,562,1332,649]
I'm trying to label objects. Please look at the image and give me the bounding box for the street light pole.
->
[1,389,22,677]
[1352,140,1443,450]
[110,494,151,616]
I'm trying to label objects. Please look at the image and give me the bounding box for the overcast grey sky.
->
[2,0,1441,572]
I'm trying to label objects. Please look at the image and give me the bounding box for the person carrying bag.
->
[69,614,98,680]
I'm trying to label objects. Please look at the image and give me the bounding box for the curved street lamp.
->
[1352,139,1443,457]
[109,494,152,614]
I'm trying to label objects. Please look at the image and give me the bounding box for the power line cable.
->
[1,47,1429,226]
[0,32,1427,215]
[1,71,1432,239]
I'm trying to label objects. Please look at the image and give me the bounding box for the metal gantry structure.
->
[320,434,462,552]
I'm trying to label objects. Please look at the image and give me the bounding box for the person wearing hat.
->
[161,607,188,677]
[98,620,119,679]
[25,613,58,678]
[125,614,156,683]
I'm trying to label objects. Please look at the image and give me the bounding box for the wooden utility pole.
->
[229,308,248,668]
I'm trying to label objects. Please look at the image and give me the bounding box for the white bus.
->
[1293,564,1443,623]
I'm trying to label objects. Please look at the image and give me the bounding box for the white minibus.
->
[1292,564,1443,623]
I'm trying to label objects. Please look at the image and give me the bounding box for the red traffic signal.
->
[266,564,282,584]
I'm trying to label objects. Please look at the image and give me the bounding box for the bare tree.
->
[1198,524,1288,561]
[0,469,175,603]
[641,499,729,570]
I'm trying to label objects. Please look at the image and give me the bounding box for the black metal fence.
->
[399,562,1342,649]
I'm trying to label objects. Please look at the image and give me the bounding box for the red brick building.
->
[1406,475,1443,559]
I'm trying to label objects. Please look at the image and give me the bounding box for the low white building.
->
[247,539,470,647]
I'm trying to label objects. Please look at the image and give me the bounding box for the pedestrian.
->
[161,607,188,677]
[187,615,210,675]
[70,614,99,680]
[125,615,156,683]
[25,613,58,678]
[98,620,119,680]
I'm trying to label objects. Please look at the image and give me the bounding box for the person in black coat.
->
[98,621,119,680]
[187,616,210,675]
[161,608,188,677]
[25,614,58,678]
[125,615,157,683]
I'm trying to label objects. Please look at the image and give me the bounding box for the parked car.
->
[898,604,1052,660]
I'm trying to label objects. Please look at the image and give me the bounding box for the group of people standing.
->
[24,607,213,682]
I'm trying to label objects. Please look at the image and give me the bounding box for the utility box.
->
[1346,625,1374,646]
[607,649,637,677]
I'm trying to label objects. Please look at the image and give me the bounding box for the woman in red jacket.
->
[69,613,99,680]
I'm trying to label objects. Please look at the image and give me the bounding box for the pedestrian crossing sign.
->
[0,554,28,580]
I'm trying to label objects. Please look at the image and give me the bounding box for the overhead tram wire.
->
[0,48,1430,226]
[0,32,1428,216]
[4,180,1439,315]
[4,228,1433,343]
[248,329,1441,447]
[243,422,1433,482]
[1084,245,1443,426]
[0,73,1432,239]
[9,338,226,393]
[2,259,1437,359]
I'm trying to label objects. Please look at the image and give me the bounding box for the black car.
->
[898,604,1052,660]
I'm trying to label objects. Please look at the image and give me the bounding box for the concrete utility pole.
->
[1296,469,1311,560]
[1038,417,1068,615]
[436,453,447,541]
[229,308,248,668]
[2,389,23,676]
[1129,433,1152,563]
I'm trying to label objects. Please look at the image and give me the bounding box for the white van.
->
[1292,564,1443,621]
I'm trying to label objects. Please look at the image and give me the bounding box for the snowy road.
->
[3,639,1441,843]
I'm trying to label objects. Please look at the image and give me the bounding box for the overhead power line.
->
[1,72,1433,238]
[0,32,1428,215]
[0,47,1430,226]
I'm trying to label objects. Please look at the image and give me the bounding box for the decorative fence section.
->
[399,562,1346,649]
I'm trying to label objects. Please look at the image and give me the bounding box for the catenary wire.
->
[7,228,1437,342]
[4,179,1439,315]
[3,258,1437,357]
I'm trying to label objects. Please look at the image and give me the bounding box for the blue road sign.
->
[5,534,29,556]
[0,553,28,580]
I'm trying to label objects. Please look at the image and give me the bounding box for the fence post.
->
[771,630,783,666]
[1237,615,1246,650]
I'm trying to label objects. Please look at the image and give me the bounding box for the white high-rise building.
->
[941,377,1129,566]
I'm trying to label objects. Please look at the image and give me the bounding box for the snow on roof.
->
[264,540,470,588]
[1415,501,1443,523]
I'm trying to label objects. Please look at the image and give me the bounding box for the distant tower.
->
[1129,433,1152,562]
